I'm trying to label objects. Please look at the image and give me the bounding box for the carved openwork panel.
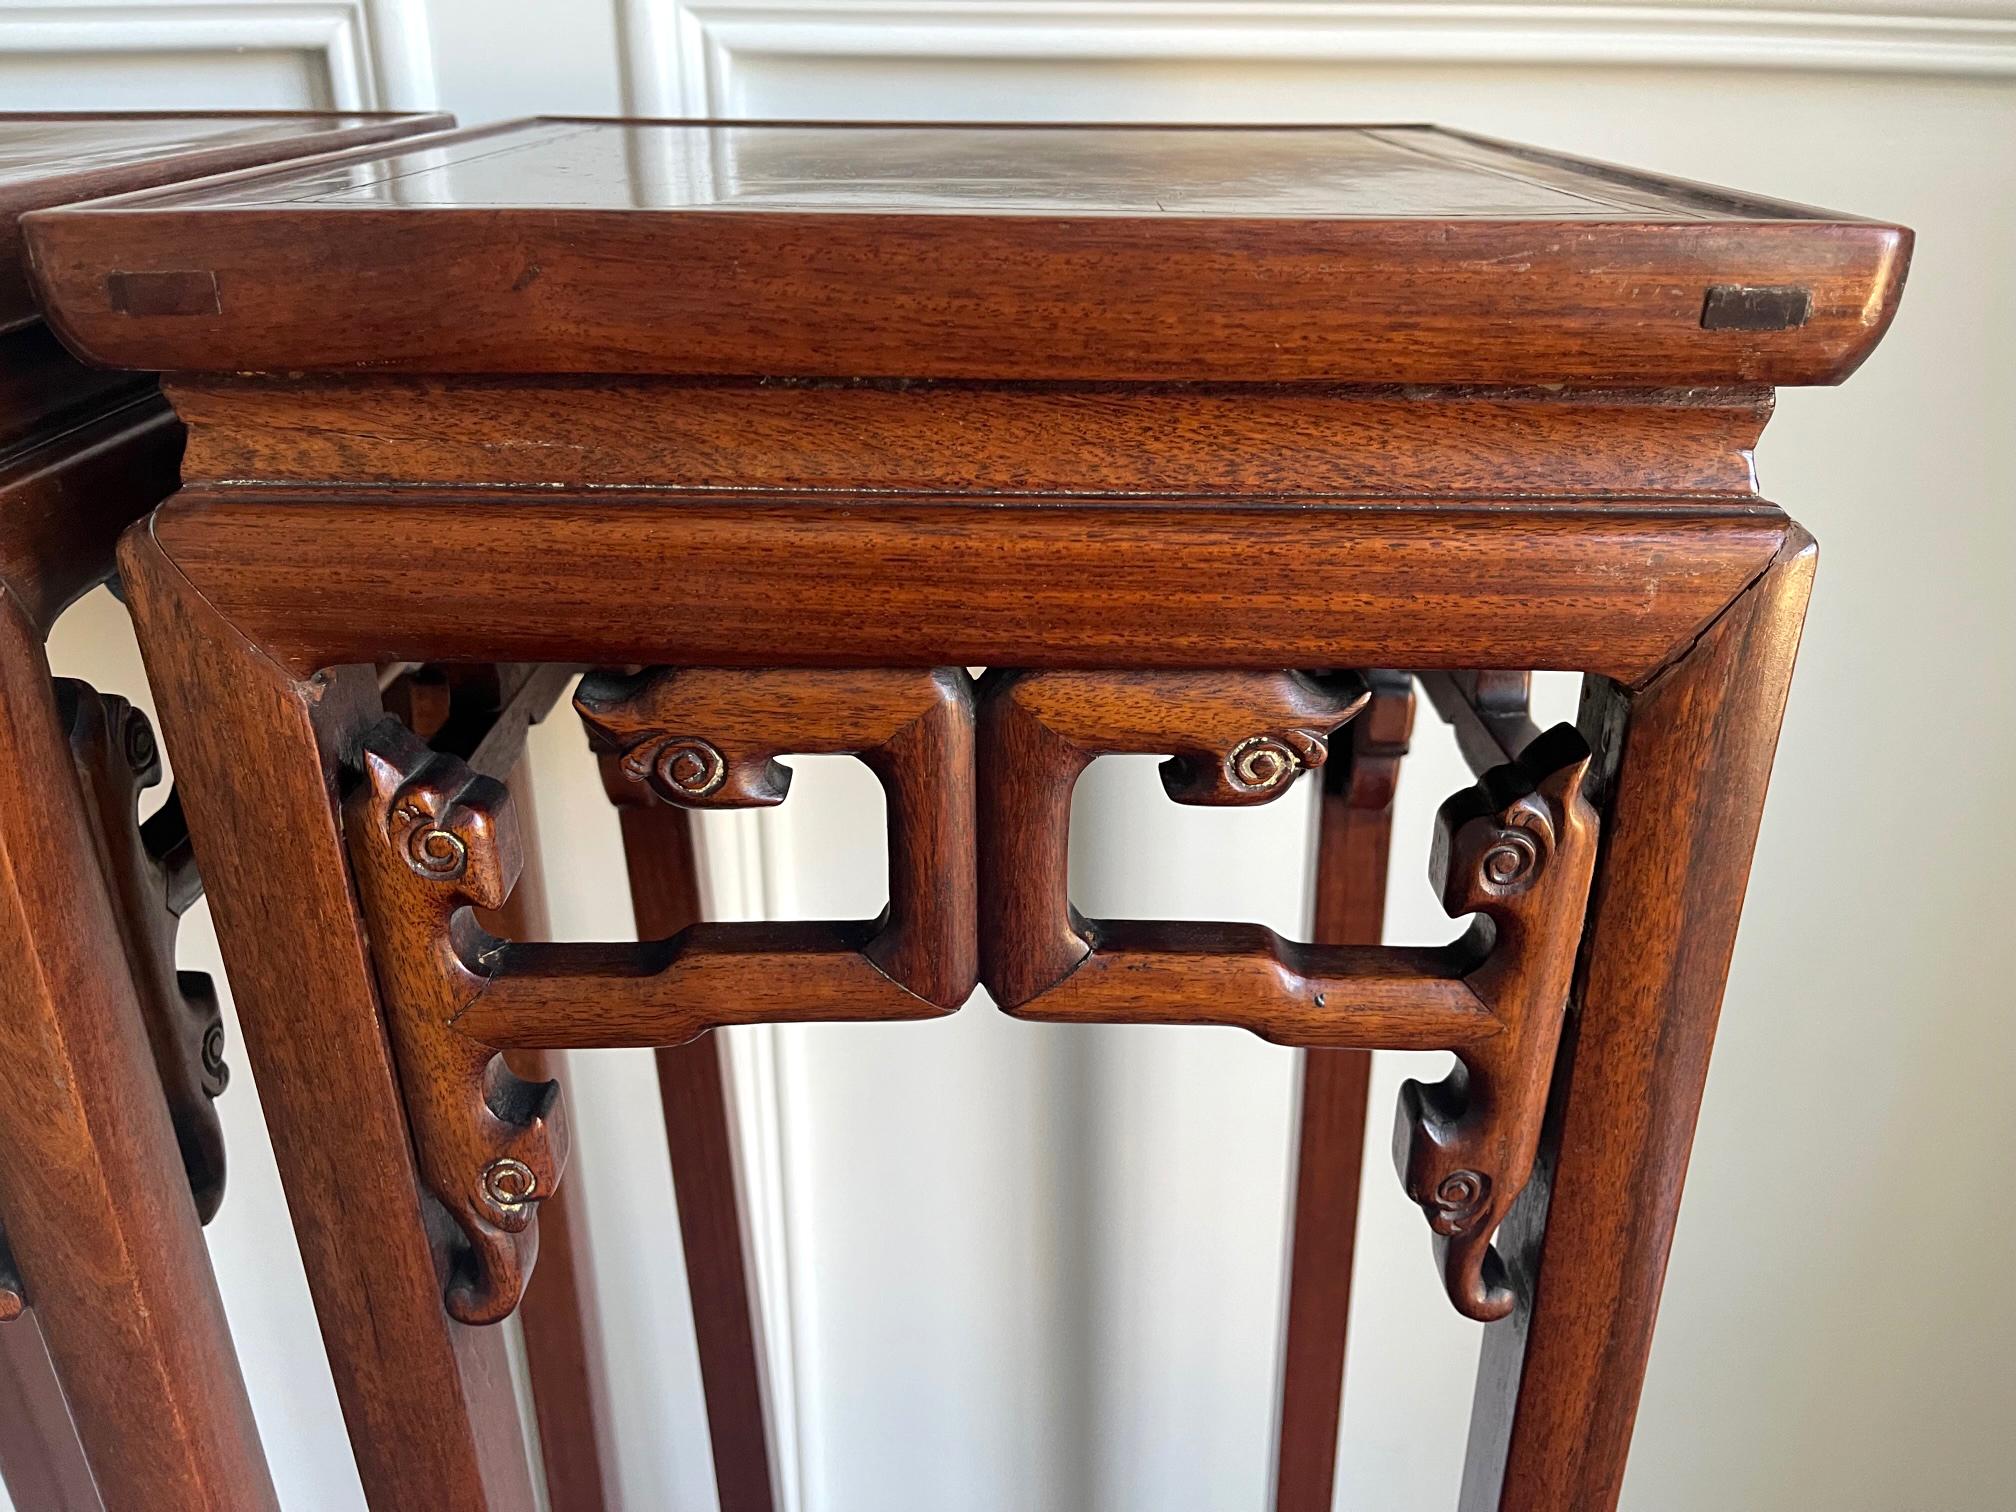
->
[976,670,1597,1320]
[344,667,978,1322]
[576,665,978,1010]
[56,680,226,1222]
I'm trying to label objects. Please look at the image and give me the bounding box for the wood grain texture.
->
[169,377,1771,499]
[117,526,537,1512]
[485,773,621,1512]
[0,587,273,1512]
[1460,529,1818,1510]
[607,786,780,1512]
[578,665,978,1008]
[1394,724,1598,1320]
[978,668,1370,1007]
[1273,669,1413,1512]
[0,111,450,331]
[60,680,226,1222]
[22,120,1908,385]
[150,492,1790,686]
[346,720,566,1327]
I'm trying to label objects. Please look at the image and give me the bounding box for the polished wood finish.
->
[0,588,274,1511]
[605,774,781,1512]
[978,668,1370,1008]
[1460,530,1818,1509]
[0,108,453,1511]
[977,667,1599,1319]
[1,110,449,330]
[487,774,623,1512]
[60,680,225,1220]
[1393,724,1598,1320]
[25,120,1906,385]
[39,117,1893,1510]
[169,378,1773,498]
[577,665,978,1010]
[144,492,1788,685]
[118,531,537,1512]
[1274,669,1414,1512]
[346,720,569,1326]
[385,664,620,1510]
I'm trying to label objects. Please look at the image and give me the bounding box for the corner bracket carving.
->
[345,720,568,1325]
[1393,723,1598,1321]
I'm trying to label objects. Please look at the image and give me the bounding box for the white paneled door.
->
[11,3,2013,1510]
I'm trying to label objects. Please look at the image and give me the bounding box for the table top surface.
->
[25,117,1911,387]
[1,111,449,334]
[83,117,1839,222]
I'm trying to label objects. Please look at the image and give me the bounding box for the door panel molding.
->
[0,1,435,111]
[620,0,2016,115]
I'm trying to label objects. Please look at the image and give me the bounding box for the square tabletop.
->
[1,111,450,333]
[25,117,1909,386]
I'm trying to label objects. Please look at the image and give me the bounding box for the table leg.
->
[1274,671,1413,1511]
[606,785,779,1512]
[0,587,273,1511]
[1461,530,1818,1510]
[487,770,621,1512]
[119,529,537,1512]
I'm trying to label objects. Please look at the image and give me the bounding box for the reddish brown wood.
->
[1393,724,1598,1320]
[1274,669,1414,1512]
[60,680,226,1220]
[978,668,1370,1007]
[117,528,537,1512]
[1460,530,1818,1509]
[169,377,1773,499]
[0,1313,99,1512]
[577,665,978,1008]
[1,110,448,330]
[56,116,1893,1509]
[978,666,1598,1317]
[346,719,566,1326]
[0,588,274,1511]
[487,774,622,1512]
[606,783,780,1512]
[144,491,1790,686]
[23,121,1906,386]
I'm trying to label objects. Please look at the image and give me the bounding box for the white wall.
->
[10,3,2015,1509]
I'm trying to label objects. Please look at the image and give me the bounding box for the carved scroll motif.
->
[57,680,227,1221]
[345,721,567,1325]
[976,669,1598,1321]
[977,668,1372,1010]
[1392,724,1597,1320]
[576,665,978,1010]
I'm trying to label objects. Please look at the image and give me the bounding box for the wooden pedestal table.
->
[24,117,1907,1511]
[0,109,445,1512]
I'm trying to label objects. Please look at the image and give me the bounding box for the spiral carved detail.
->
[392,802,469,880]
[1224,729,1327,794]
[623,735,727,798]
[481,1157,539,1212]
[1429,1169,1492,1233]
[1481,826,1542,887]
